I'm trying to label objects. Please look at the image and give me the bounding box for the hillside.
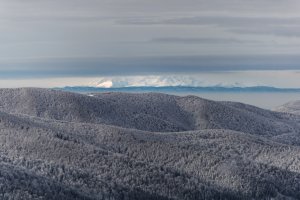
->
[275,100,300,115]
[0,88,190,132]
[1,88,300,199]
[1,88,299,137]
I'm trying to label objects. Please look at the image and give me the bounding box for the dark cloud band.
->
[1,55,300,78]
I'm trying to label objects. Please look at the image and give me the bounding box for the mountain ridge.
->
[275,100,300,115]
[59,85,300,93]
[1,88,300,138]
[1,88,300,199]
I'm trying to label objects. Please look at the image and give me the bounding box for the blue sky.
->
[0,0,300,87]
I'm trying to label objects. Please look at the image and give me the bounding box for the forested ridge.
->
[0,88,300,199]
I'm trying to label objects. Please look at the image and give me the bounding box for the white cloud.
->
[1,71,300,88]
[95,80,113,88]
[89,75,202,88]
[86,71,300,88]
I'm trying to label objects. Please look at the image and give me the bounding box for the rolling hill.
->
[1,88,300,199]
[275,100,300,115]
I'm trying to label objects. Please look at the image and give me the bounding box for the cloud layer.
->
[1,70,300,88]
[1,55,300,79]
[1,0,300,84]
[0,0,300,58]
[87,71,300,88]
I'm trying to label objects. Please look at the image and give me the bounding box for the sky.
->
[0,0,300,88]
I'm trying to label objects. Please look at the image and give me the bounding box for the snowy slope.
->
[1,88,300,199]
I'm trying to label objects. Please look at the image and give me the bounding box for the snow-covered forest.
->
[0,88,300,199]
